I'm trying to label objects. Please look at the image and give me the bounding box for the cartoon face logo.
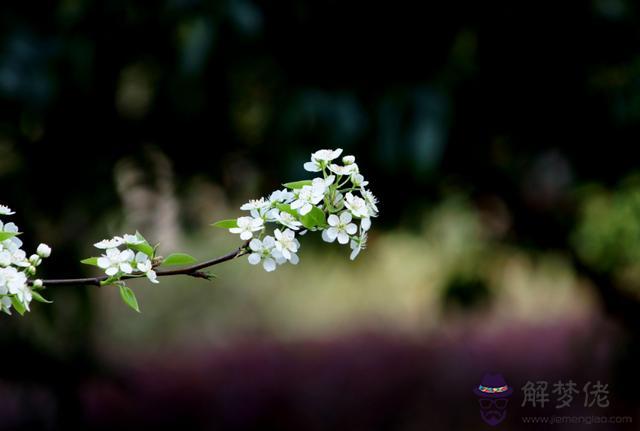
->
[473,373,513,426]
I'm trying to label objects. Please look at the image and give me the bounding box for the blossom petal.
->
[337,232,350,244]
[345,223,357,235]
[248,253,261,265]
[249,239,262,252]
[303,162,321,172]
[263,258,276,272]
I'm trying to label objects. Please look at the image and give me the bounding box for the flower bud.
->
[37,243,51,258]
[29,254,42,266]
[342,155,355,165]
[33,279,43,289]
[26,265,37,276]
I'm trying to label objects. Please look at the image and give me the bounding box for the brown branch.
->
[34,243,249,287]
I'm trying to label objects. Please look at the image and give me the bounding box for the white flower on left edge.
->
[97,248,135,276]
[0,205,15,215]
[322,211,357,244]
[0,267,31,309]
[0,266,27,295]
[229,216,264,240]
[273,229,300,263]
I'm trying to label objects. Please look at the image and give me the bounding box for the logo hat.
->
[473,373,514,398]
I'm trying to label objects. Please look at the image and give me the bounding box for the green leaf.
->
[283,180,312,189]
[10,296,26,315]
[211,219,238,228]
[0,232,19,241]
[100,276,121,287]
[128,231,155,257]
[31,291,52,304]
[119,285,140,313]
[300,206,327,229]
[162,252,198,266]
[128,242,154,258]
[276,203,299,218]
[81,257,100,266]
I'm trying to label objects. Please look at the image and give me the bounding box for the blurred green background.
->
[2,0,640,429]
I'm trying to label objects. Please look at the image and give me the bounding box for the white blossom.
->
[97,248,135,276]
[0,296,11,314]
[273,229,300,263]
[247,236,283,272]
[229,216,264,240]
[322,211,357,244]
[269,189,294,204]
[123,234,144,245]
[94,236,125,249]
[0,205,15,215]
[0,251,11,267]
[303,148,343,171]
[328,163,358,176]
[10,250,30,267]
[362,189,379,216]
[342,155,356,165]
[290,185,323,216]
[350,232,368,260]
[275,211,303,230]
[134,252,158,283]
[351,173,368,188]
[37,243,52,258]
[1,267,30,308]
[344,192,370,218]
[240,198,269,212]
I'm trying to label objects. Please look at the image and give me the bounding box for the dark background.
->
[1,0,640,429]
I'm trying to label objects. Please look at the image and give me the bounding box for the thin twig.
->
[34,243,249,287]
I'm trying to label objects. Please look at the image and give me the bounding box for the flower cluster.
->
[0,205,52,315]
[91,233,159,283]
[215,148,378,271]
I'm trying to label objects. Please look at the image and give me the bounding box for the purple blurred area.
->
[2,315,635,430]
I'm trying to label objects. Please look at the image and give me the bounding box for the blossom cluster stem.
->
[31,243,248,287]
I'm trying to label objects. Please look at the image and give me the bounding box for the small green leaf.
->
[119,285,140,313]
[0,232,19,241]
[31,291,52,304]
[10,296,26,315]
[81,257,100,266]
[283,180,312,189]
[276,203,299,218]
[162,252,198,266]
[135,231,148,243]
[127,231,155,257]
[128,242,154,258]
[300,206,327,229]
[211,219,238,228]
